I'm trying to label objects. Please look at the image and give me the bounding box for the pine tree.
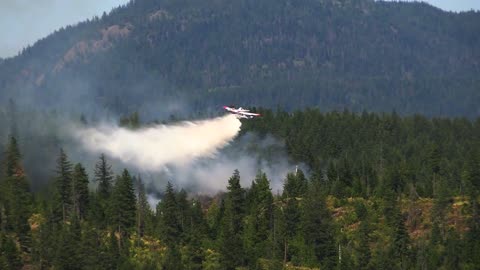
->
[106,230,120,269]
[72,163,89,220]
[135,176,151,238]
[182,200,206,270]
[158,182,181,247]
[391,203,411,269]
[464,196,480,267]
[244,171,273,267]
[110,169,137,241]
[54,224,80,270]
[357,220,371,270]
[176,189,190,242]
[4,136,20,178]
[7,99,18,139]
[94,154,114,200]
[163,245,182,270]
[93,154,114,228]
[54,148,73,223]
[443,229,460,269]
[80,225,103,270]
[1,136,32,251]
[32,219,58,268]
[301,181,336,268]
[282,170,308,263]
[219,170,246,269]
[428,143,441,196]
[0,233,22,270]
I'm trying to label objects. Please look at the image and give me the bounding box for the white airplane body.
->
[223,106,261,119]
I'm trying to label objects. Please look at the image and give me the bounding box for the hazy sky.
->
[0,0,479,58]
[383,0,480,12]
[0,0,130,58]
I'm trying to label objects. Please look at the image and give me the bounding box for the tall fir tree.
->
[282,170,308,262]
[53,148,73,223]
[182,200,206,270]
[94,154,114,200]
[1,136,32,251]
[357,220,371,270]
[300,180,337,268]
[54,223,81,270]
[72,163,89,220]
[110,169,137,243]
[157,182,183,269]
[391,201,411,269]
[244,171,273,267]
[158,182,181,247]
[465,195,480,268]
[135,176,152,238]
[219,170,246,269]
[0,233,22,270]
[93,154,114,228]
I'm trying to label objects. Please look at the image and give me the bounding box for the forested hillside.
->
[0,0,479,117]
[0,110,479,269]
[1,0,480,268]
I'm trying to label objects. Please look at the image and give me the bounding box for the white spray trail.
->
[75,114,241,171]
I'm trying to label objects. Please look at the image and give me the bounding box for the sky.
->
[383,0,480,12]
[0,0,130,58]
[0,0,479,58]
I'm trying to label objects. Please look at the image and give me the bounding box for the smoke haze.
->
[73,115,302,195]
[75,114,242,171]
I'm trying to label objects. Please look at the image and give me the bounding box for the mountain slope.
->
[1,0,479,117]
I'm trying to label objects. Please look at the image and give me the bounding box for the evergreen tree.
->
[4,136,20,178]
[93,154,114,228]
[163,245,182,270]
[391,203,411,269]
[282,170,308,262]
[428,143,441,196]
[301,180,336,268]
[106,230,120,269]
[182,200,206,270]
[94,154,114,199]
[54,224,80,270]
[80,225,103,270]
[219,170,246,269]
[53,148,73,223]
[0,233,22,270]
[158,182,181,247]
[357,220,371,270]
[135,176,151,238]
[157,183,184,270]
[110,169,137,241]
[244,171,273,267]
[32,219,58,268]
[443,229,461,269]
[176,189,190,242]
[7,99,18,139]
[465,196,480,268]
[72,163,89,220]
[1,136,32,250]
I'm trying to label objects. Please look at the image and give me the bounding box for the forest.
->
[0,109,479,269]
[0,0,479,117]
[1,0,480,269]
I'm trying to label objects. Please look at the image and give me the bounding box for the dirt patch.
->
[54,23,133,73]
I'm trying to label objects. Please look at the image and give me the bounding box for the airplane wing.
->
[239,112,260,116]
[223,106,260,118]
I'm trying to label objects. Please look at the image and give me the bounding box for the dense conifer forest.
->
[0,110,479,269]
[1,0,480,269]
[0,0,479,117]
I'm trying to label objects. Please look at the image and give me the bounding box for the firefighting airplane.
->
[223,106,261,119]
